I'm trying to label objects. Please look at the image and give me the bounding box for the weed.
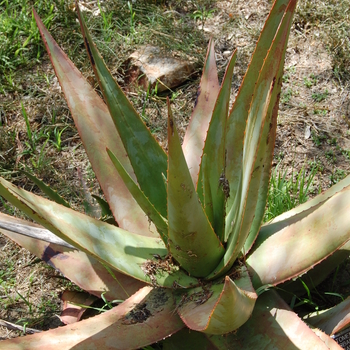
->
[192,6,216,29]
[281,87,293,104]
[325,150,336,163]
[330,169,347,184]
[50,126,69,151]
[311,131,327,147]
[21,103,49,155]
[313,109,327,116]
[303,74,318,88]
[127,1,136,35]
[312,90,328,102]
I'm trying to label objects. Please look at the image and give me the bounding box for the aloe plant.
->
[1,0,350,348]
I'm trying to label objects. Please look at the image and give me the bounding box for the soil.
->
[0,0,350,342]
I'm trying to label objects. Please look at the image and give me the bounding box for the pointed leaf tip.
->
[167,102,225,277]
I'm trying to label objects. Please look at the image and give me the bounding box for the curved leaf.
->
[277,240,350,300]
[268,174,350,224]
[0,212,146,300]
[305,297,350,336]
[167,102,224,277]
[0,287,184,350]
[247,183,350,289]
[76,4,168,218]
[206,290,341,349]
[0,178,199,288]
[33,9,156,237]
[182,39,220,186]
[176,267,257,334]
[60,291,98,324]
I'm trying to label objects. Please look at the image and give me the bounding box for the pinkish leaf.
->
[305,297,350,336]
[60,291,98,324]
[33,9,156,237]
[197,50,237,241]
[177,266,256,334]
[0,287,184,350]
[247,184,350,288]
[206,290,341,349]
[182,39,220,186]
[0,212,146,300]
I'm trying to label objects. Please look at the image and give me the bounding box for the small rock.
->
[124,46,195,93]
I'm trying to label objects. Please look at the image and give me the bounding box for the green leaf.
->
[225,0,296,205]
[0,177,199,288]
[277,241,350,301]
[33,10,156,237]
[197,50,237,241]
[76,5,168,218]
[0,287,185,350]
[167,101,225,277]
[176,266,257,334]
[207,0,297,279]
[0,212,146,301]
[304,297,350,336]
[182,39,220,186]
[206,290,339,349]
[91,194,113,218]
[247,182,350,289]
[107,148,168,244]
[262,176,350,299]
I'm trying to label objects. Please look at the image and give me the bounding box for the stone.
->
[124,45,195,93]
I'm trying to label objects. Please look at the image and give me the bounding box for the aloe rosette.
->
[1,0,350,348]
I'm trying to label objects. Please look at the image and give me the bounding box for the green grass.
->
[264,164,317,222]
[0,0,77,75]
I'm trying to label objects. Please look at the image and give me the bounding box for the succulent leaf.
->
[176,266,257,335]
[4,1,350,348]
[60,291,99,324]
[76,5,168,218]
[305,297,350,336]
[107,148,168,244]
[0,287,185,350]
[225,0,297,205]
[167,101,225,277]
[182,39,220,186]
[206,290,341,349]
[279,239,350,300]
[0,178,199,288]
[33,9,156,237]
[247,183,350,288]
[197,50,237,241]
[208,0,297,279]
[0,212,146,300]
